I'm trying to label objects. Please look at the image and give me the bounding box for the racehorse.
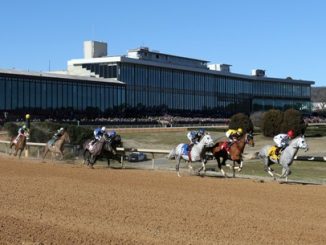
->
[83,134,123,168]
[9,133,29,158]
[210,133,255,177]
[167,134,214,177]
[258,135,308,181]
[42,131,71,160]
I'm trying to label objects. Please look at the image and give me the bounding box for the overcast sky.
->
[1,0,325,86]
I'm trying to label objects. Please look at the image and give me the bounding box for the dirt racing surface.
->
[0,155,325,245]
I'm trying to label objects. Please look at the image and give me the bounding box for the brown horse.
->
[210,133,254,177]
[9,133,28,158]
[42,131,70,160]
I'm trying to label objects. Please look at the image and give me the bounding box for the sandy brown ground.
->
[0,155,325,245]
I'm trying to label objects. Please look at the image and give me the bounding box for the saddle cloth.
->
[221,141,232,153]
[268,146,280,161]
[181,144,192,161]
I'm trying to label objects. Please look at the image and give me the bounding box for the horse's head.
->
[201,134,214,147]
[103,134,123,147]
[246,133,255,147]
[112,134,123,148]
[293,135,309,151]
[62,131,71,144]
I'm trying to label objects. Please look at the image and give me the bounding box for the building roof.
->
[128,47,209,63]
[0,68,125,85]
[67,52,315,86]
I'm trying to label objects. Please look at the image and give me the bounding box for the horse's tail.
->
[167,148,176,160]
[255,151,260,159]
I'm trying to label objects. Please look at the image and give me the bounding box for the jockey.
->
[92,126,106,144]
[15,125,29,143]
[226,128,243,142]
[106,130,117,142]
[51,127,65,146]
[187,128,205,145]
[273,130,295,156]
[106,130,117,155]
[18,125,28,136]
[221,128,243,151]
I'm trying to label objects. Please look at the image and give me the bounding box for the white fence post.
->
[151,153,155,169]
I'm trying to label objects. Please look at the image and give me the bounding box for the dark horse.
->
[83,134,123,168]
[9,133,29,158]
[210,133,254,177]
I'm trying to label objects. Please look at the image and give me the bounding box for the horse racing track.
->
[0,155,325,244]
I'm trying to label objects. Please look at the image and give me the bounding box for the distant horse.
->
[167,134,214,177]
[258,135,308,181]
[210,133,255,177]
[9,133,29,158]
[83,134,123,168]
[42,131,71,160]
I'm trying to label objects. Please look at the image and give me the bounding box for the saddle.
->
[181,144,193,161]
[221,141,232,153]
[13,134,23,144]
[268,146,281,161]
[48,138,56,146]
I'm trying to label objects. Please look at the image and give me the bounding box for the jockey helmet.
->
[287,130,295,138]
[60,127,64,131]
[108,131,116,138]
[22,125,26,129]
[101,126,106,132]
[198,128,205,136]
[237,128,243,134]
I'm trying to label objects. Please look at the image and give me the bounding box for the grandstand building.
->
[0,41,314,118]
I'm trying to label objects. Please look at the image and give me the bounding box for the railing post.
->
[25,146,29,158]
[121,155,124,168]
[151,153,155,169]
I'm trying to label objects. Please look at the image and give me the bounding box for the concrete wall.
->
[84,41,107,59]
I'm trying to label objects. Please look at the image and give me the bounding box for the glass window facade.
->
[0,59,313,117]
[0,73,125,114]
[118,62,311,115]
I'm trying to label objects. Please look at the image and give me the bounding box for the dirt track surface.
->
[0,155,325,245]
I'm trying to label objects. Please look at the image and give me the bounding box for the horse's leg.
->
[83,149,88,165]
[89,155,96,169]
[264,158,276,180]
[197,160,206,175]
[8,143,13,155]
[220,157,228,177]
[14,147,18,157]
[234,158,244,172]
[280,164,291,181]
[187,160,193,171]
[84,150,92,166]
[59,150,64,160]
[18,149,23,159]
[42,146,49,160]
[176,156,181,177]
